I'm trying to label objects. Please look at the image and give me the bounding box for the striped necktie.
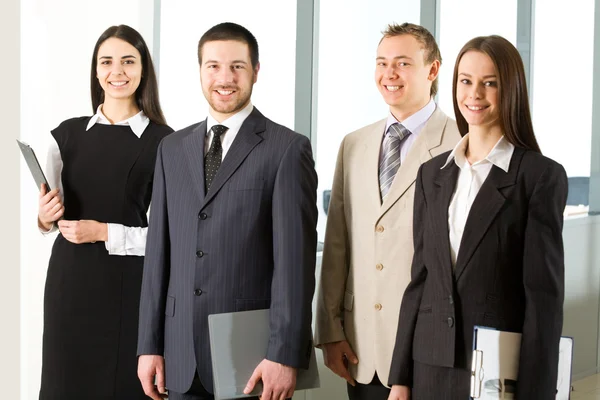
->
[379,122,411,200]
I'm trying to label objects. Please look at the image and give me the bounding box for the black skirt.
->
[40,237,146,400]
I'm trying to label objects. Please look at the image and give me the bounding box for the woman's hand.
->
[58,220,108,244]
[38,183,64,230]
[388,385,411,400]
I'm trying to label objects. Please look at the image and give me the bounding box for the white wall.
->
[563,216,600,380]
[19,2,154,398]
[0,0,20,397]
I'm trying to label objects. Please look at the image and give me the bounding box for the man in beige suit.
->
[314,23,461,400]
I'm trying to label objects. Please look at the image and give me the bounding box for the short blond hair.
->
[380,23,442,97]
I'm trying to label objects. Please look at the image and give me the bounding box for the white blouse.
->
[441,134,515,267]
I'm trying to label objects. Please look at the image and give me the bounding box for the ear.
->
[253,62,260,84]
[428,59,441,81]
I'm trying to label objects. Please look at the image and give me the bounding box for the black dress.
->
[39,117,172,400]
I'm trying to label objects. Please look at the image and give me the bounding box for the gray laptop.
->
[208,309,320,400]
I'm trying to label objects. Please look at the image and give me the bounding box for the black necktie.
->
[204,124,228,191]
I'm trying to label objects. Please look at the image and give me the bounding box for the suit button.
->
[375,303,382,311]
[199,212,207,220]
[194,289,203,296]
[376,225,384,233]
[196,250,204,258]
[376,263,384,271]
[449,295,454,305]
[447,317,454,327]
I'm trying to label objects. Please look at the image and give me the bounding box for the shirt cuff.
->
[105,223,126,255]
[38,221,57,235]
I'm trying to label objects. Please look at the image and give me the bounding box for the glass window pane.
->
[532,0,595,212]
[159,1,298,130]
[437,0,518,118]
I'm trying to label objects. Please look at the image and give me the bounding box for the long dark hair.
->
[452,35,541,152]
[90,25,167,125]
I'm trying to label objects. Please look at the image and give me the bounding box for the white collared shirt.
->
[205,102,254,159]
[442,134,515,267]
[380,98,436,165]
[42,105,151,256]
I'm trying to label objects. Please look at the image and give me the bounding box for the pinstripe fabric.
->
[137,108,318,395]
[388,148,567,399]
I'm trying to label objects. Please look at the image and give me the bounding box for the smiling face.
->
[95,37,142,104]
[199,40,259,121]
[455,50,500,130]
[375,34,439,120]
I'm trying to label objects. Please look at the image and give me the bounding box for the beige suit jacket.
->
[314,106,461,386]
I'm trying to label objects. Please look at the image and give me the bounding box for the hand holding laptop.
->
[244,359,297,400]
[38,183,64,231]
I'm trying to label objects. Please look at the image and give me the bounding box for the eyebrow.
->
[376,55,414,61]
[459,72,497,79]
[204,59,249,65]
[98,55,137,60]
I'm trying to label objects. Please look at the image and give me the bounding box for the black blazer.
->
[388,146,568,399]
[137,108,318,394]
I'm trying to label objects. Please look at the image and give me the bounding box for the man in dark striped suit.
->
[136,22,318,400]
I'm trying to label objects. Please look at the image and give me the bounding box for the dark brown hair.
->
[380,23,442,97]
[197,22,259,69]
[90,25,167,125]
[452,35,540,152]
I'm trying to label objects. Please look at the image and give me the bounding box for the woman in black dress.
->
[37,25,173,399]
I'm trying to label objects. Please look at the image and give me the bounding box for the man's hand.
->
[137,355,168,400]
[58,219,107,244]
[244,359,297,400]
[38,183,64,230]
[388,385,411,400]
[322,340,358,386]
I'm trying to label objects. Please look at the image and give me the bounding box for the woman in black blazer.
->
[387,35,568,400]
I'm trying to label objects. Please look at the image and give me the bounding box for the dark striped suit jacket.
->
[389,147,568,399]
[137,108,318,394]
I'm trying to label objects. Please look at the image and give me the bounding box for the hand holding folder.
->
[17,139,65,227]
[470,326,573,399]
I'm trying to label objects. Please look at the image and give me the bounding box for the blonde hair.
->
[380,23,442,96]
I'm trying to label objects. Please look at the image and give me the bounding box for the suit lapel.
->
[201,108,265,208]
[432,162,460,284]
[454,147,524,281]
[362,120,387,210]
[379,107,448,218]
[183,121,207,200]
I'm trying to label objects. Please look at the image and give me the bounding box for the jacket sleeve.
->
[388,164,428,387]
[266,134,318,369]
[516,161,567,398]
[314,137,350,346]
[137,139,171,356]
